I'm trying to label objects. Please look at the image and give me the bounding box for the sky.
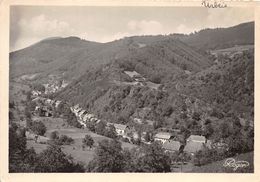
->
[10,6,254,51]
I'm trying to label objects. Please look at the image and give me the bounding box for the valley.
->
[9,21,254,173]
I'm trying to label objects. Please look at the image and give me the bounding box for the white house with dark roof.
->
[154,132,174,144]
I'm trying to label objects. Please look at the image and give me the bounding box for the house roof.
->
[73,104,80,109]
[184,141,204,153]
[163,140,181,151]
[84,113,94,119]
[78,110,86,116]
[107,122,127,130]
[124,71,140,78]
[114,124,127,130]
[187,135,206,142]
[154,132,173,140]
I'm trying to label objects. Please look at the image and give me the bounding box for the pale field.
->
[27,116,136,165]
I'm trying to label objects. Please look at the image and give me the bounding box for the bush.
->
[29,121,46,136]
[35,144,85,172]
[58,135,74,145]
[121,137,130,143]
[149,75,161,84]
[50,134,74,146]
[82,135,94,149]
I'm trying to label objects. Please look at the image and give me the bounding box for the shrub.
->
[29,121,46,136]
[82,135,94,149]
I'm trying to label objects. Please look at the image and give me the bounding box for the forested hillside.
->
[9,21,254,172]
[173,21,254,51]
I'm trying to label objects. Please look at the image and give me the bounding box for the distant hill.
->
[173,21,254,51]
[53,37,212,115]
[9,37,101,79]
[10,33,212,82]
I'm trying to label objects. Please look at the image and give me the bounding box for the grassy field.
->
[210,45,254,55]
[27,116,136,165]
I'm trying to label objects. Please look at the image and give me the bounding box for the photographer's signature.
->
[202,0,227,8]
[223,158,249,171]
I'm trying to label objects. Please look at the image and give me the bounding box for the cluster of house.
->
[132,117,154,126]
[124,70,147,86]
[70,104,152,140]
[154,132,212,155]
[124,71,146,82]
[43,80,68,94]
[70,104,101,127]
[31,90,42,97]
[107,122,130,137]
[32,97,62,117]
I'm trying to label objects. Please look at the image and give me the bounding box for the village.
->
[28,83,226,164]
[17,56,253,172]
[12,57,250,172]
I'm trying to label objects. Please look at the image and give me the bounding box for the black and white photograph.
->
[7,5,255,173]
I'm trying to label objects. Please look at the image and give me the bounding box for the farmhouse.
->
[124,70,140,78]
[186,135,206,143]
[154,132,174,144]
[184,141,205,155]
[74,107,82,115]
[71,104,80,112]
[133,118,143,124]
[78,110,87,120]
[107,123,129,137]
[41,106,53,117]
[114,124,129,136]
[184,135,207,155]
[45,99,52,105]
[163,140,182,153]
[55,100,61,108]
[82,113,95,122]
[32,97,41,102]
[31,90,41,96]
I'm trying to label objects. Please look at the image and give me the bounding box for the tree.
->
[144,132,152,142]
[162,105,173,117]
[134,142,171,172]
[192,112,201,121]
[82,135,94,150]
[30,121,47,136]
[204,123,214,139]
[104,125,117,139]
[35,144,85,172]
[50,131,59,140]
[9,111,14,121]
[86,122,96,132]
[58,135,75,145]
[9,124,37,172]
[95,121,106,135]
[149,74,161,84]
[87,139,124,172]
[32,83,45,93]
